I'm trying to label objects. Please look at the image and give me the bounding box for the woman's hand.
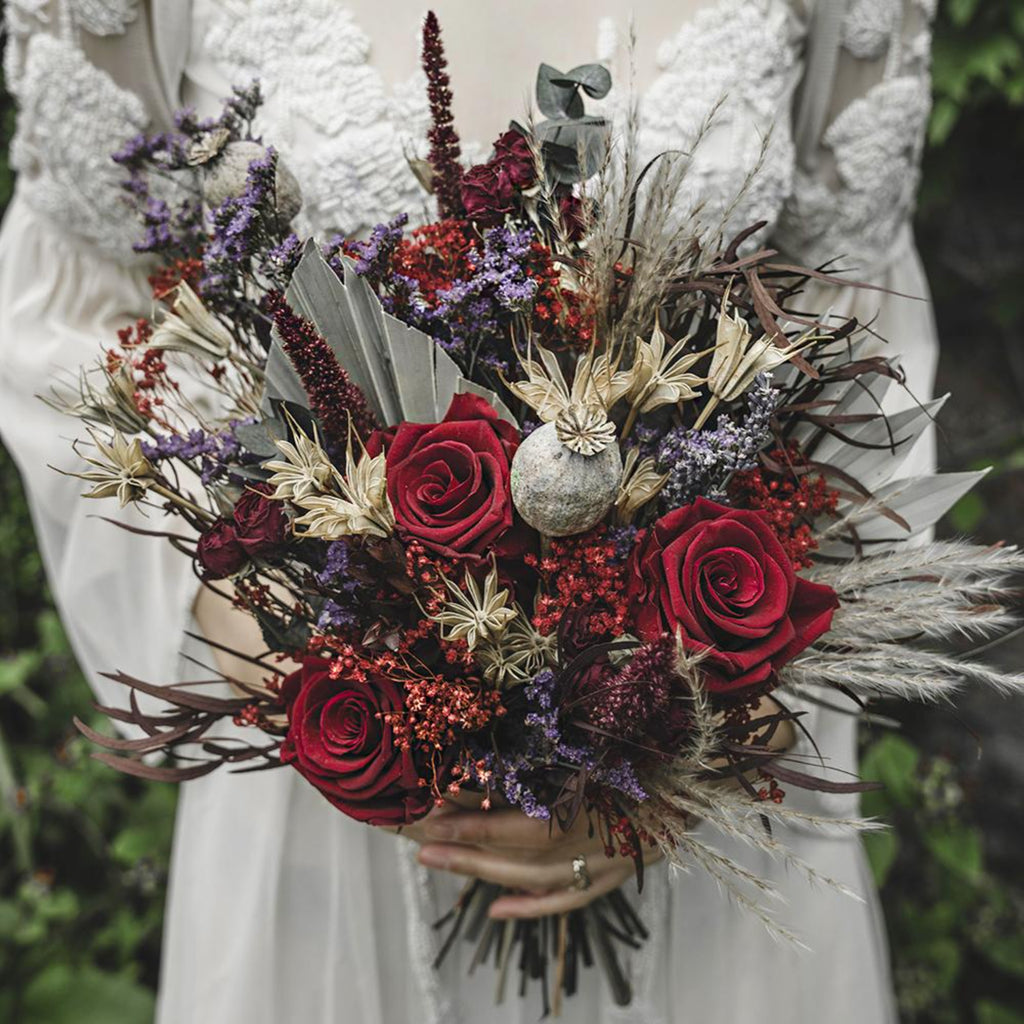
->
[406,800,662,919]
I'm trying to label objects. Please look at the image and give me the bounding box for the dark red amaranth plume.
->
[263,291,377,448]
[421,11,464,219]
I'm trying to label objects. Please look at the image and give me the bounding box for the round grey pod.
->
[510,422,622,537]
[202,141,303,223]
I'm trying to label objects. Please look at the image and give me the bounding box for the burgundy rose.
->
[491,129,536,188]
[279,656,431,826]
[626,497,839,694]
[196,519,247,579]
[382,393,520,559]
[460,162,515,225]
[233,485,287,556]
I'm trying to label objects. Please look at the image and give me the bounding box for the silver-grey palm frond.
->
[262,240,515,427]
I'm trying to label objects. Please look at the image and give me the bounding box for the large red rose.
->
[626,497,839,694]
[380,393,520,559]
[279,657,431,826]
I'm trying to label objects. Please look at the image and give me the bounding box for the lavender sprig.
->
[656,372,777,508]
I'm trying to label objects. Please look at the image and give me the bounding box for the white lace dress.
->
[0,2,938,1021]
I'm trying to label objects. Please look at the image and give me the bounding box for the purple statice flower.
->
[342,220,439,331]
[473,667,648,820]
[260,232,303,284]
[142,418,258,485]
[434,226,537,369]
[214,81,263,137]
[656,372,777,508]
[201,146,281,302]
[316,599,359,631]
[349,214,408,283]
[608,525,639,562]
[314,540,361,633]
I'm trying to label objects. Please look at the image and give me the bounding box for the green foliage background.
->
[1,2,1023,1021]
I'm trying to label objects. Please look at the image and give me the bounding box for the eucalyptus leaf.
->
[537,117,609,183]
[536,63,585,119]
[548,63,612,100]
[234,418,287,458]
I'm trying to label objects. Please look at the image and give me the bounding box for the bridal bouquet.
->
[54,15,1023,1012]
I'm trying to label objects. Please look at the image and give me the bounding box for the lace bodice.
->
[4,0,935,272]
[775,0,935,269]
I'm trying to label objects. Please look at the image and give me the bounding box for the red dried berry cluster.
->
[106,318,180,422]
[384,676,505,755]
[392,220,477,305]
[149,257,204,300]
[728,449,840,569]
[526,528,631,639]
[527,242,594,352]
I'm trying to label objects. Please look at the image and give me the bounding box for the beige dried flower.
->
[696,290,816,429]
[555,403,618,456]
[291,444,393,540]
[74,428,156,507]
[506,345,633,424]
[431,565,517,651]
[615,449,669,524]
[475,613,558,687]
[151,283,234,360]
[628,321,706,414]
[264,429,338,504]
[186,127,231,167]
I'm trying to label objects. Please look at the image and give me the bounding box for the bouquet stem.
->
[434,879,647,1014]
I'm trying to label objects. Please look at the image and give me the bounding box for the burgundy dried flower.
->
[492,130,536,189]
[262,291,377,450]
[460,162,516,226]
[421,12,464,220]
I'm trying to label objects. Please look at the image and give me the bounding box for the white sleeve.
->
[0,1,199,718]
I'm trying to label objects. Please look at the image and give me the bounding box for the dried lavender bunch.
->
[656,372,777,508]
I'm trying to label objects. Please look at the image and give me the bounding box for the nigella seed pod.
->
[510,422,622,537]
[201,140,303,222]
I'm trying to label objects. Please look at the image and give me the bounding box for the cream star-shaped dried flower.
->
[432,566,517,651]
[291,444,393,540]
[264,429,338,504]
[695,290,816,429]
[475,613,558,687]
[628,321,706,414]
[74,427,156,507]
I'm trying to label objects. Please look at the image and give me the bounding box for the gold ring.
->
[570,854,591,892]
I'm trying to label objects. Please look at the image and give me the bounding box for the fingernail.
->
[418,846,449,870]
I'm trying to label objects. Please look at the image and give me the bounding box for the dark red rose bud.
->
[626,497,839,694]
[279,657,432,826]
[385,393,520,559]
[233,485,287,556]
[491,129,536,188]
[460,162,516,225]
[196,519,247,579]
